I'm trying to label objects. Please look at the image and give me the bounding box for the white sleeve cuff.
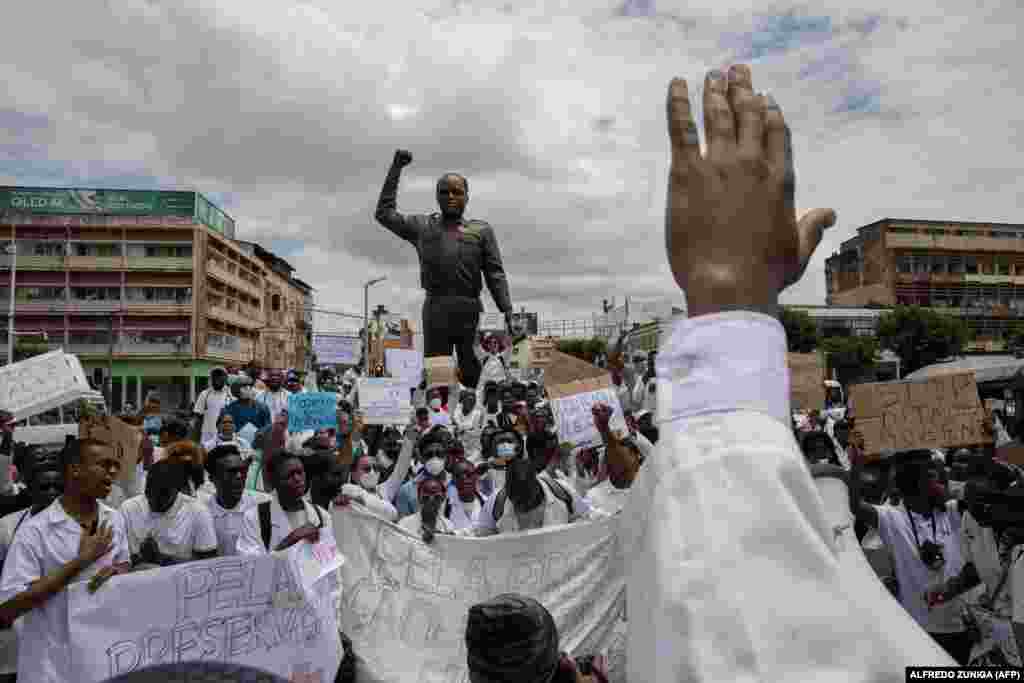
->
[656,311,789,426]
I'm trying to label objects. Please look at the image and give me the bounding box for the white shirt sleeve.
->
[0,525,42,603]
[380,437,415,504]
[236,506,266,555]
[192,503,219,554]
[1012,551,1024,624]
[623,311,955,682]
[192,389,207,416]
[472,491,500,536]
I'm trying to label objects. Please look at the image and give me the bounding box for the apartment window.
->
[128,244,192,258]
[965,256,978,275]
[71,287,120,302]
[897,255,912,273]
[73,243,121,257]
[949,295,962,307]
[930,256,947,274]
[14,286,65,302]
[22,241,64,257]
[913,255,929,274]
[949,256,965,274]
[69,332,111,346]
[271,294,281,312]
[124,333,188,347]
[958,229,977,237]
[125,287,192,304]
[928,228,945,237]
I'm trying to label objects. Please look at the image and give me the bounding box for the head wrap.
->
[465,594,559,683]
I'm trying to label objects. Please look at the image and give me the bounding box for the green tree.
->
[877,305,971,376]
[780,308,819,353]
[555,337,608,364]
[820,335,879,387]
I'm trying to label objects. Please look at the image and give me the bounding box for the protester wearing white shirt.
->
[200,444,270,556]
[236,454,330,555]
[0,465,63,680]
[399,477,456,543]
[447,460,485,530]
[202,413,252,457]
[0,438,131,683]
[121,461,219,566]
[256,370,293,422]
[623,63,953,681]
[192,367,234,444]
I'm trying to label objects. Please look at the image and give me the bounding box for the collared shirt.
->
[374,183,512,312]
[445,483,484,531]
[623,312,957,682]
[193,386,235,443]
[0,508,32,675]
[199,489,272,557]
[120,492,218,562]
[256,389,292,422]
[398,512,455,537]
[0,499,130,683]
[236,493,331,555]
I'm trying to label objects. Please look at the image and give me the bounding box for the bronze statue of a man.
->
[374,149,513,389]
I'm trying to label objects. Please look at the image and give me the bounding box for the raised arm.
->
[480,226,513,317]
[381,424,418,504]
[374,149,421,245]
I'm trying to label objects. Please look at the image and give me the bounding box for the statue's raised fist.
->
[393,149,413,167]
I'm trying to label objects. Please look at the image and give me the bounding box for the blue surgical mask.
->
[495,442,517,459]
[144,416,162,435]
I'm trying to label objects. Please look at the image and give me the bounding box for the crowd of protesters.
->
[0,61,1014,682]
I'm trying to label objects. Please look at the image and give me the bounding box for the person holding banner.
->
[237,454,331,554]
[201,444,270,557]
[338,452,401,522]
[398,477,455,543]
[374,150,515,389]
[0,438,130,683]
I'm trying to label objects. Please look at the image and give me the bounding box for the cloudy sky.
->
[1,0,1020,335]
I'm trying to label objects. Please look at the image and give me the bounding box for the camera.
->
[919,540,945,570]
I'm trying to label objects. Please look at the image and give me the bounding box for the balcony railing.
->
[67,300,122,313]
[67,340,191,356]
[205,335,254,362]
[886,232,1024,253]
[126,257,193,271]
[206,259,263,298]
[65,256,125,270]
[208,304,262,329]
[123,302,192,315]
[10,256,64,270]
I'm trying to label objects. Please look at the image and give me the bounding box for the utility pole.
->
[106,315,115,406]
[5,237,15,366]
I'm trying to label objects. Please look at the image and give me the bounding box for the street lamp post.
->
[363,276,387,374]
[5,240,14,366]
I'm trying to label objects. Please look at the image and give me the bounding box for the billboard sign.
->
[0,188,195,216]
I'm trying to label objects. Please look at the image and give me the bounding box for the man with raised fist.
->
[375,149,514,389]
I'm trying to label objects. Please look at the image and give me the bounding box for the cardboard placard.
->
[547,375,628,449]
[424,355,455,388]
[385,348,423,388]
[0,350,92,422]
[358,378,412,425]
[287,392,339,432]
[547,375,613,400]
[788,352,825,412]
[846,372,989,455]
[78,415,143,489]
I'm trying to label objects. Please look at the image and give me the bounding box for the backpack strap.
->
[258,501,272,551]
[540,475,574,518]
[493,489,508,523]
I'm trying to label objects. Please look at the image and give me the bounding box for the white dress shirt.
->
[236,493,331,555]
[120,492,218,562]
[199,489,272,557]
[0,508,32,675]
[398,513,455,537]
[0,499,131,683]
[193,386,235,444]
[623,312,955,682]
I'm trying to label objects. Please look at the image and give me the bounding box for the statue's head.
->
[436,173,468,220]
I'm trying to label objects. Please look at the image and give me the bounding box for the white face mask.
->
[425,457,445,477]
[359,470,380,490]
[430,398,442,411]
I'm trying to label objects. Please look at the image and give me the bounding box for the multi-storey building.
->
[1,187,312,412]
[825,218,1024,346]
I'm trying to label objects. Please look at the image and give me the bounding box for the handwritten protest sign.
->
[385,348,422,389]
[425,355,456,389]
[68,554,342,683]
[358,378,412,425]
[847,372,990,455]
[788,352,825,412]
[548,376,627,449]
[0,350,91,421]
[79,415,143,490]
[288,392,339,432]
[313,334,360,365]
[289,536,346,602]
[335,507,627,683]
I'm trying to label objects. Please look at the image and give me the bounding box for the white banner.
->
[385,348,423,389]
[358,378,413,425]
[67,554,342,682]
[550,388,627,450]
[314,335,361,365]
[0,349,91,421]
[335,507,627,683]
